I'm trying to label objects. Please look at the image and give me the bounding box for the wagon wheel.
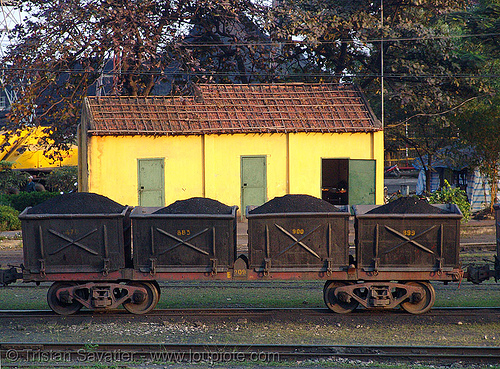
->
[151,280,161,299]
[400,281,435,314]
[323,281,359,314]
[47,282,84,315]
[122,282,159,314]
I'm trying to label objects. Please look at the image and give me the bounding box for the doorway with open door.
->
[322,158,376,205]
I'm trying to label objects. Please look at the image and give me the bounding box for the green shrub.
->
[429,180,471,222]
[0,205,21,231]
[6,192,59,212]
[0,193,10,206]
[45,166,78,193]
[0,162,30,194]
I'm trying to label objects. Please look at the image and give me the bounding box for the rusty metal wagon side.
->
[130,206,238,275]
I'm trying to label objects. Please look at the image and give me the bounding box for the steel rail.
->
[460,242,496,249]
[1,342,499,365]
[0,307,499,319]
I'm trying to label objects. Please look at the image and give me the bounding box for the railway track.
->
[460,242,496,249]
[0,307,499,319]
[1,342,499,365]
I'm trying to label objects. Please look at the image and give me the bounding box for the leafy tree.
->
[45,166,78,193]
[449,0,500,56]
[0,205,21,231]
[446,0,500,212]
[182,1,273,84]
[0,161,30,193]
[1,0,269,149]
[455,94,500,213]
[268,0,485,191]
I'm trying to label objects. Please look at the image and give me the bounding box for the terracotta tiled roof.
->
[83,84,381,136]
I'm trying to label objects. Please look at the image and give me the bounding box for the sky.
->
[0,4,23,58]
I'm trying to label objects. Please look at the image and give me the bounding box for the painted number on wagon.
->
[403,230,416,236]
[177,229,191,236]
[234,268,247,276]
[292,229,305,235]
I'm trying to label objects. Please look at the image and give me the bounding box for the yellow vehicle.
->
[0,126,77,171]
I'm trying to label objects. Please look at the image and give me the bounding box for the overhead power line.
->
[0,67,499,79]
[174,32,500,48]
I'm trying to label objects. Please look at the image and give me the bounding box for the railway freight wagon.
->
[3,193,496,315]
[349,202,462,314]
[246,197,350,276]
[130,204,238,276]
[17,193,137,315]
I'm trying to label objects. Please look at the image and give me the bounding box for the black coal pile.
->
[153,197,233,215]
[27,192,126,214]
[248,194,340,214]
[367,197,451,214]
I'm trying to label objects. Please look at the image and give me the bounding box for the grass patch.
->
[460,251,496,265]
[0,284,49,309]
[434,280,500,307]
[156,281,324,309]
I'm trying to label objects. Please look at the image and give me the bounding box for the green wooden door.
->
[349,159,376,204]
[241,156,267,213]
[138,158,165,206]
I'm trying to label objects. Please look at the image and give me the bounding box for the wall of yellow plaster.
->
[203,134,288,208]
[288,131,384,204]
[374,131,385,204]
[85,130,384,208]
[87,135,203,206]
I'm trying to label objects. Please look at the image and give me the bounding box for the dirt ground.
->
[0,237,22,268]
[460,219,496,245]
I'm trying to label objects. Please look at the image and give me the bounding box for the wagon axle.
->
[48,281,160,315]
[324,281,436,314]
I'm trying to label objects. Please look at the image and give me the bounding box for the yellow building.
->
[78,84,383,214]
